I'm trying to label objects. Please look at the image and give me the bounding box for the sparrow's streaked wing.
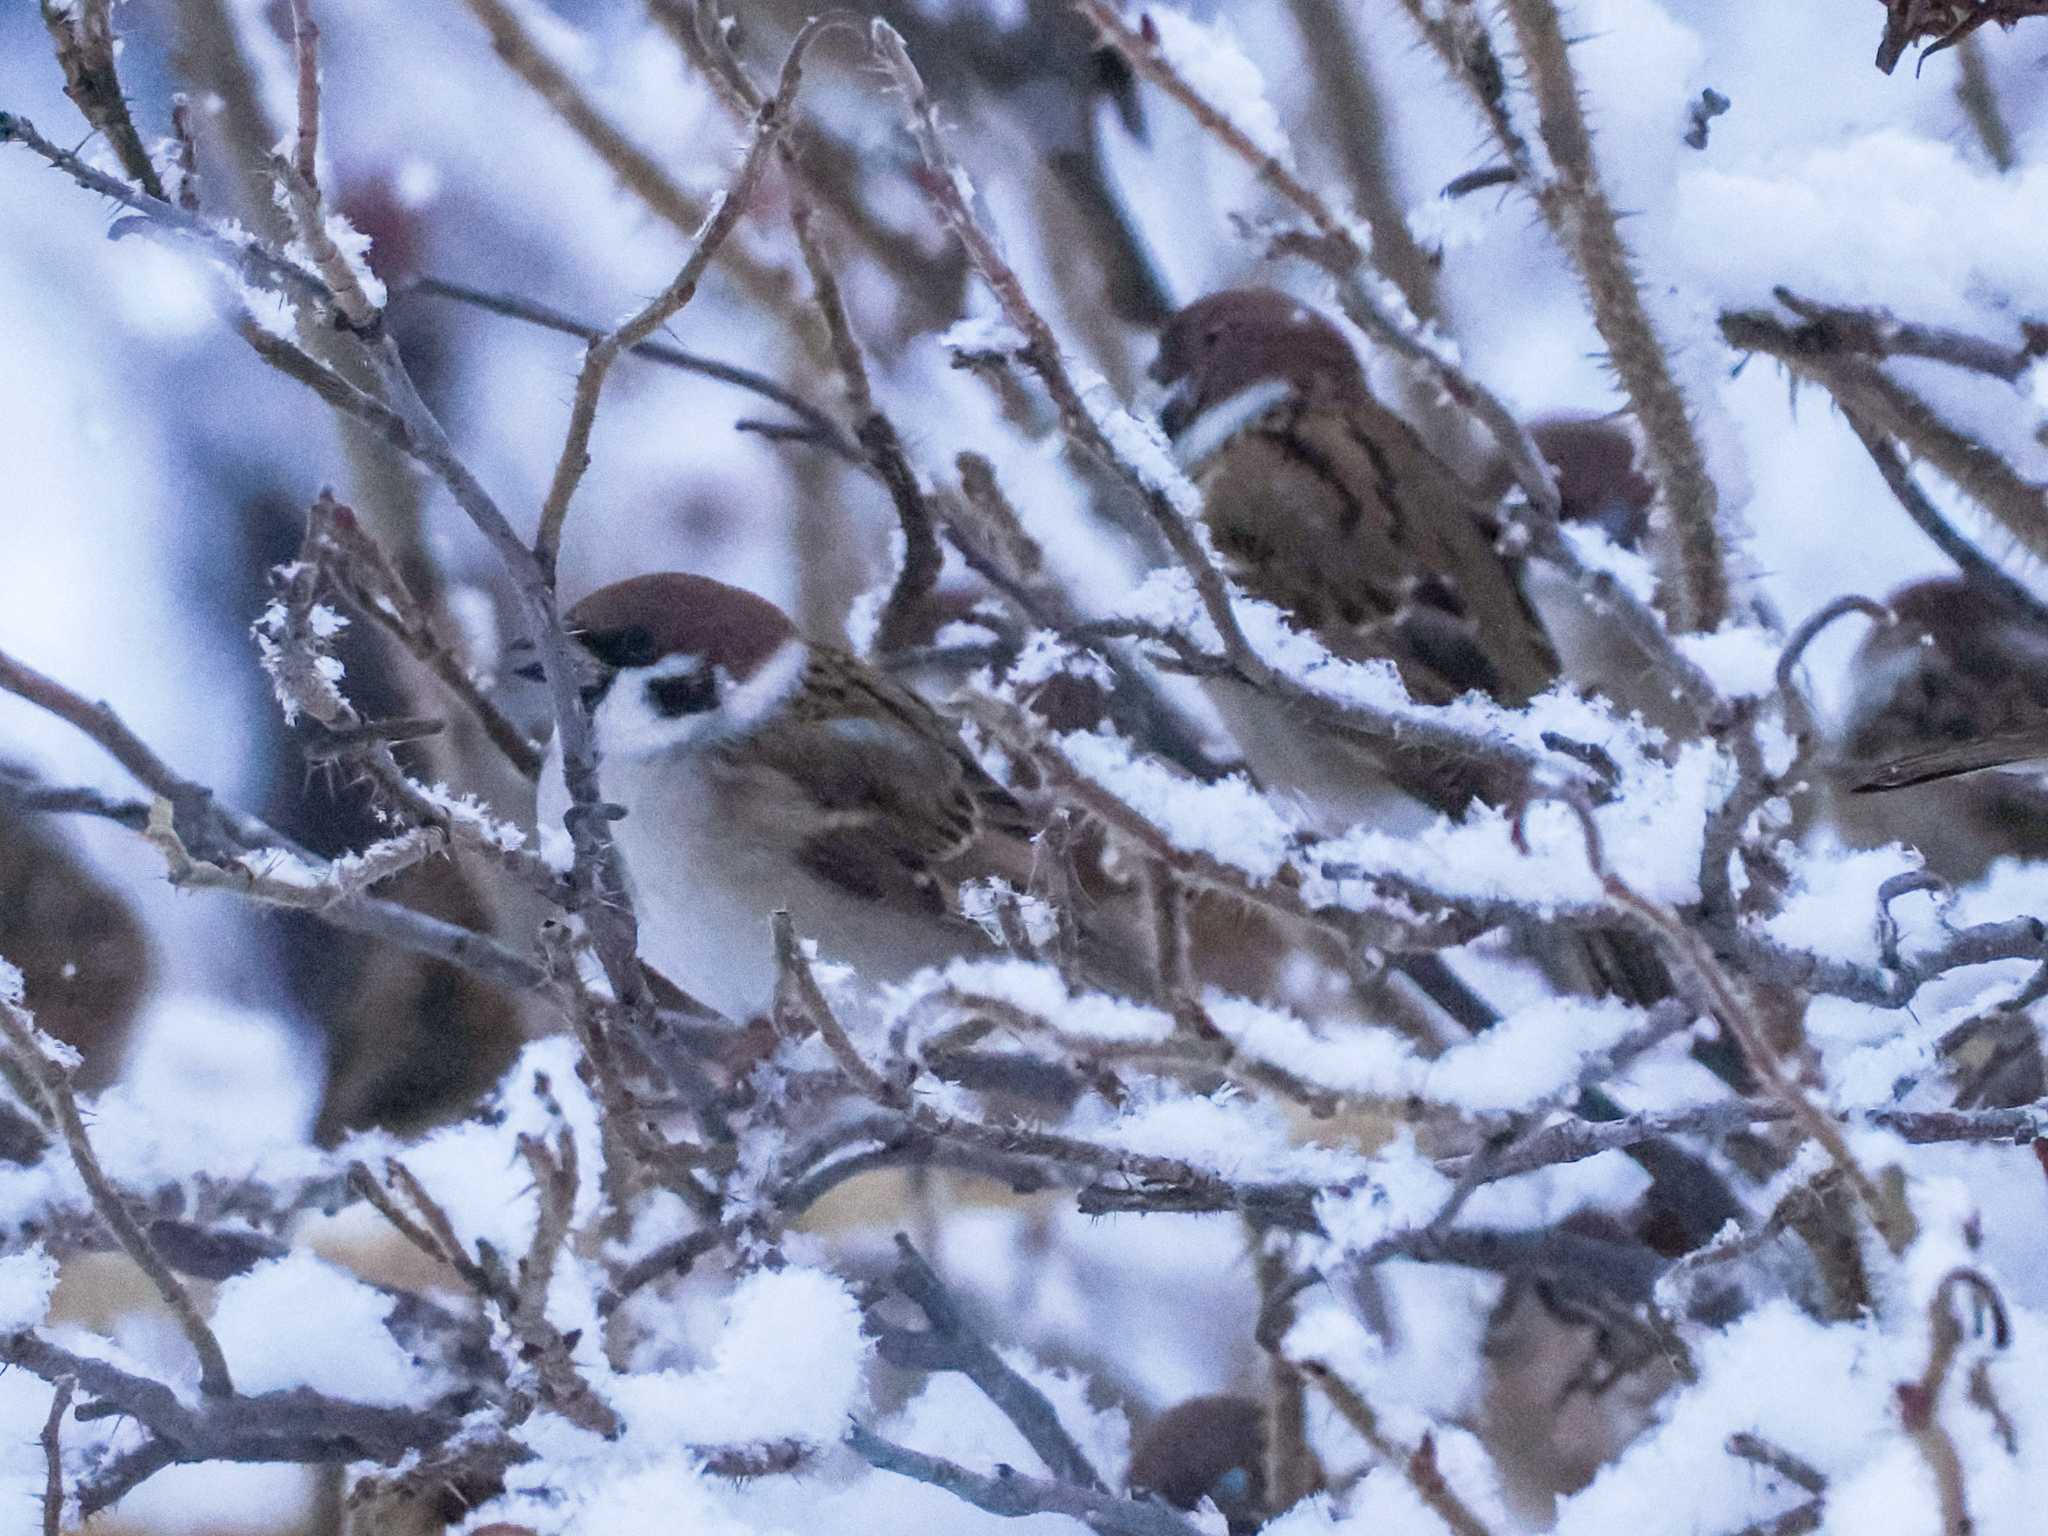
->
[734,648,1035,915]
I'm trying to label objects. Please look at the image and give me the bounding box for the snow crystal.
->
[1313,1136,1455,1253]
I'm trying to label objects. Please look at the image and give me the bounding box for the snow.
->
[210,1251,426,1405]
[1144,8,1291,165]
[0,1246,57,1332]
[605,1266,870,1448]
[9,0,2048,1529]
[1057,727,1301,882]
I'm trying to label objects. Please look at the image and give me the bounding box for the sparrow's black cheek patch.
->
[649,670,718,719]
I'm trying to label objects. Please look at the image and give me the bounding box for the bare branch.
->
[531,14,841,577]
[407,276,861,462]
[879,1234,1106,1490]
[40,1376,73,1536]
[849,1425,1202,1536]
[1722,305,2048,575]
[787,196,945,655]
[0,990,235,1397]
[287,0,322,193]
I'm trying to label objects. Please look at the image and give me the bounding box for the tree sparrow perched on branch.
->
[1151,288,1561,825]
[1153,292,1677,1006]
[537,574,1040,1019]
[1834,578,2048,878]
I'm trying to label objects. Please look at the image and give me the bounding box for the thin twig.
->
[406,276,861,461]
[287,0,322,193]
[532,15,839,577]
[0,114,330,312]
[880,1234,1106,1490]
[1295,1360,1498,1536]
[849,1425,1203,1536]
[787,194,944,654]
[40,1376,73,1536]
[0,991,235,1397]
[1722,306,2048,572]
[1770,288,2045,383]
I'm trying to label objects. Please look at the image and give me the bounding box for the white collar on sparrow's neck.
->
[1170,378,1294,472]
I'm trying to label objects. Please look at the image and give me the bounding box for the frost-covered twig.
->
[532,16,832,577]
[1770,288,2045,383]
[1729,912,2048,1010]
[40,0,163,200]
[303,491,544,775]
[1722,305,2048,572]
[878,1234,1107,1491]
[848,1424,1203,1536]
[360,1156,622,1435]
[0,1331,454,1490]
[1575,837,1917,1253]
[0,114,330,312]
[0,988,235,1397]
[1293,1359,1499,1536]
[1496,0,1727,631]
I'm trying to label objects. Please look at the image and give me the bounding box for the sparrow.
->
[1151,289,1570,829]
[1126,1394,1270,1534]
[0,796,149,1092]
[537,573,1043,1019]
[1152,291,1682,1011]
[1832,577,2048,879]
[1154,287,1562,716]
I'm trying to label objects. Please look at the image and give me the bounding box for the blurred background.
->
[1,0,2045,1527]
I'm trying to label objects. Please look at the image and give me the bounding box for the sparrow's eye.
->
[648,667,718,719]
[584,625,659,668]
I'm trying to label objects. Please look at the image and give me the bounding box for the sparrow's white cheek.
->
[593,654,716,759]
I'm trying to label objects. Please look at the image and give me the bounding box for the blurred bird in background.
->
[1833,577,2048,881]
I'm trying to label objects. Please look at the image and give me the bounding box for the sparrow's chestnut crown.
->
[566,573,797,679]
[1151,287,1364,438]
